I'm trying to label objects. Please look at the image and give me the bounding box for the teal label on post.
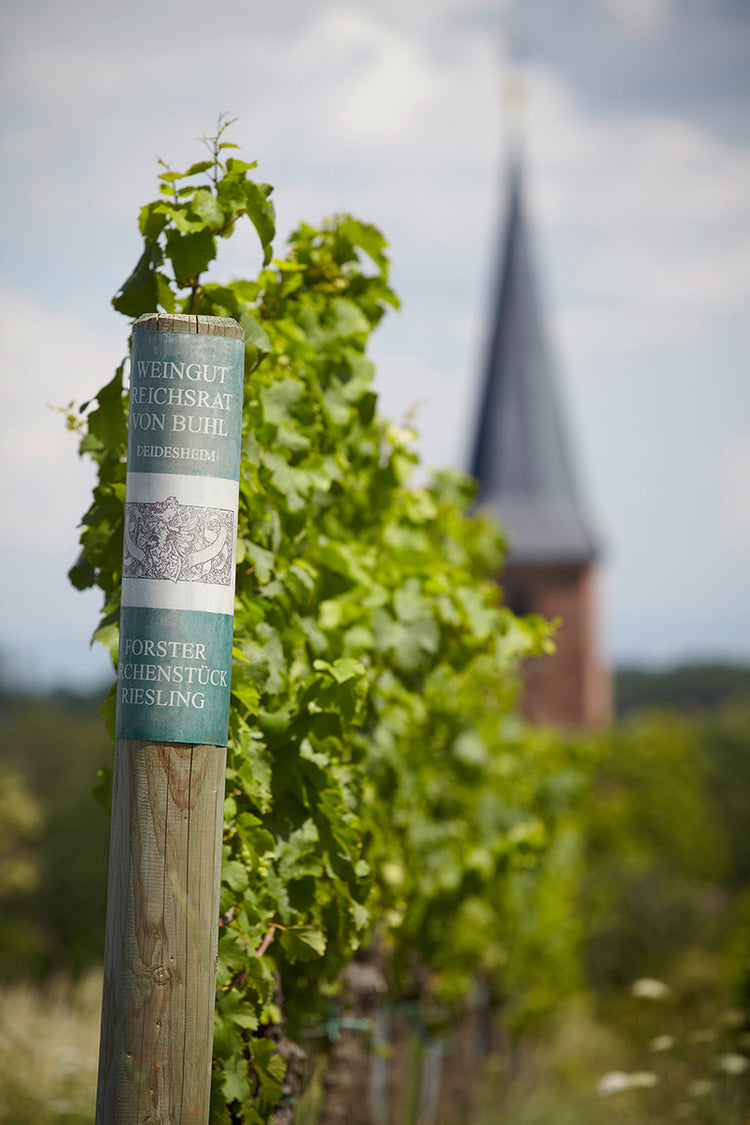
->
[126,332,243,481]
[116,325,243,746]
[117,608,234,745]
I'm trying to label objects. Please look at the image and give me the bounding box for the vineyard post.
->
[95,314,245,1125]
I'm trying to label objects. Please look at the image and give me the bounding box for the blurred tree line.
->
[617,663,750,717]
[595,664,750,1016]
[0,677,112,975]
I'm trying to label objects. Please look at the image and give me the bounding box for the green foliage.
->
[616,663,750,717]
[70,125,592,1121]
[593,978,750,1125]
[0,691,111,975]
[582,712,731,992]
[0,769,42,901]
[582,668,750,1032]
[701,701,750,890]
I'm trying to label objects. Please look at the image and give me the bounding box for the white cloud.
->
[523,69,750,358]
[0,286,123,551]
[372,350,472,472]
[0,286,125,685]
[1,0,505,247]
[318,7,444,142]
[599,0,670,38]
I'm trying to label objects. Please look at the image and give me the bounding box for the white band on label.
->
[121,471,239,615]
[126,471,239,509]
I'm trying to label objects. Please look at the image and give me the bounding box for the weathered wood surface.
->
[133,312,245,338]
[95,739,226,1125]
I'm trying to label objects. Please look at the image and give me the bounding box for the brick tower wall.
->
[502,561,612,729]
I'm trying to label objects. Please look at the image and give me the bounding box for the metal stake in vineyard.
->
[95,313,244,1125]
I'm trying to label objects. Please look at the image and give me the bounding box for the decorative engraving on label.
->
[123,497,234,586]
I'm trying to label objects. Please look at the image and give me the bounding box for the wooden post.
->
[96,740,226,1124]
[96,315,245,1125]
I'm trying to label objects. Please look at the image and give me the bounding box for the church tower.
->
[470,163,611,727]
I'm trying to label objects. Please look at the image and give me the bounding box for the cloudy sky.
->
[1,0,748,689]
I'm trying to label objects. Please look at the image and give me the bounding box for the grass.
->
[0,971,101,1125]
[0,971,747,1125]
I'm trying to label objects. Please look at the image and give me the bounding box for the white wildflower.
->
[650,1034,675,1052]
[630,1071,659,1088]
[715,1052,749,1076]
[630,978,671,1000]
[686,1078,714,1098]
[597,1071,633,1096]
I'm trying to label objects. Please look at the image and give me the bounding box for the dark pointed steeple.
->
[470,164,599,564]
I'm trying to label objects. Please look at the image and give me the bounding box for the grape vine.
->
[70,124,592,1123]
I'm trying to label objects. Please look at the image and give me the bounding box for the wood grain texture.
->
[96,740,226,1125]
[133,313,244,338]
